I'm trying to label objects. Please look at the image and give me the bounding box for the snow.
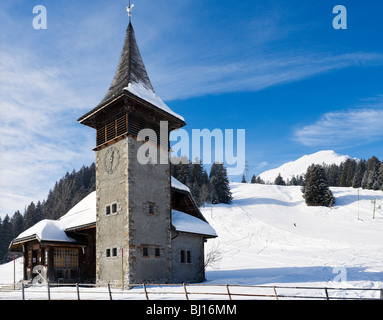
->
[11,183,204,243]
[259,150,351,183]
[13,192,96,243]
[172,210,217,237]
[14,220,77,243]
[3,183,383,299]
[59,191,96,231]
[171,176,190,193]
[202,183,383,290]
[124,82,185,122]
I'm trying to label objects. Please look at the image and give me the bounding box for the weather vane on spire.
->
[127,1,134,22]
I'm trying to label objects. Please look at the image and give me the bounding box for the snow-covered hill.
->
[202,183,383,288]
[258,150,350,183]
[1,183,383,298]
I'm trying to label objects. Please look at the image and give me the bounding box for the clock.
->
[104,147,120,174]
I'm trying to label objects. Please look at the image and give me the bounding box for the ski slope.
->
[258,150,350,183]
[203,183,383,289]
[1,183,383,299]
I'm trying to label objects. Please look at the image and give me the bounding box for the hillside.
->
[202,183,383,288]
[258,150,350,183]
[1,183,383,297]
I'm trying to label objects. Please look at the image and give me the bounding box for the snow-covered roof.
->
[78,22,185,126]
[124,82,184,122]
[171,176,190,193]
[11,185,216,246]
[172,210,217,237]
[12,192,96,244]
[59,191,96,231]
[14,220,78,244]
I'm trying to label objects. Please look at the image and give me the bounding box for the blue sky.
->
[1,0,383,216]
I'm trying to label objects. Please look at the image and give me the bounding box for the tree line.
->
[171,157,233,207]
[0,159,233,264]
[242,155,383,208]
[0,164,95,264]
[257,156,383,191]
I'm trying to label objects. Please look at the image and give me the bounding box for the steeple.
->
[78,12,185,128]
[98,22,155,109]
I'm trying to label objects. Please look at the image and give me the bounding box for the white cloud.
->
[0,48,95,217]
[294,108,383,147]
[150,50,383,101]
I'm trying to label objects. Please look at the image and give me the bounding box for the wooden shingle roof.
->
[78,22,185,125]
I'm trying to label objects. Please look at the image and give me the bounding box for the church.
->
[9,6,217,286]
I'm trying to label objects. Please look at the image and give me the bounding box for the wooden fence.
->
[1,282,383,300]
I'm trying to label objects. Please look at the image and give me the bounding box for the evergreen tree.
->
[352,159,366,188]
[326,164,339,187]
[377,164,383,191]
[191,158,205,186]
[274,173,286,186]
[11,211,24,240]
[255,176,265,184]
[0,215,13,263]
[303,164,335,207]
[297,175,305,186]
[361,170,369,189]
[289,175,299,186]
[209,162,232,204]
[250,174,256,184]
[23,202,37,230]
[366,169,378,190]
[241,175,246,183]
[199,183,210,207]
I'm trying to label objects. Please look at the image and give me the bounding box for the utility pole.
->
[357,188,360,221]
[371,199,382,220]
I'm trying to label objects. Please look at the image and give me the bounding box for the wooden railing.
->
[1,282,383,300]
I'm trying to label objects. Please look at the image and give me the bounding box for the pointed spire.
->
[78,5,185,126]
[96,22,155,109]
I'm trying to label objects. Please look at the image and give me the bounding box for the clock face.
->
[104,147,120,174]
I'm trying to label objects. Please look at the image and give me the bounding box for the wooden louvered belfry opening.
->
[96,113,128,147]
[95,112,166,149]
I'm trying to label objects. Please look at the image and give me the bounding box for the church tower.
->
[78,6,186,286]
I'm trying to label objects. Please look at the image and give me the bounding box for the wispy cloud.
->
[0,47,95,215]
[152,51,383,101]
[293,106,383,147]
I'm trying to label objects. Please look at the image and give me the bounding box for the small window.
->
[180,250,185,263]
[148,203,155,215]
[143,247,148,257]
[155,248,160,257]
[106,206,111,215]
[187,250,191,263]
[112,248,117,257]
[106,249,111,258]
[112,203,117,214]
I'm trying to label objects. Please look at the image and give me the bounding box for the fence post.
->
[183,283,189,300]
[76,283,80,300]
[21,283,25,300]
[107,283,113,300]
[273,286,279,300]
[226,284,232,300]
[143,283,149,300]
[324,288,329,300]
[47,283,51,300]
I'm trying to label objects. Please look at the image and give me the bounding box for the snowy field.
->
[203,183,383,298]
[1,183,383,300]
